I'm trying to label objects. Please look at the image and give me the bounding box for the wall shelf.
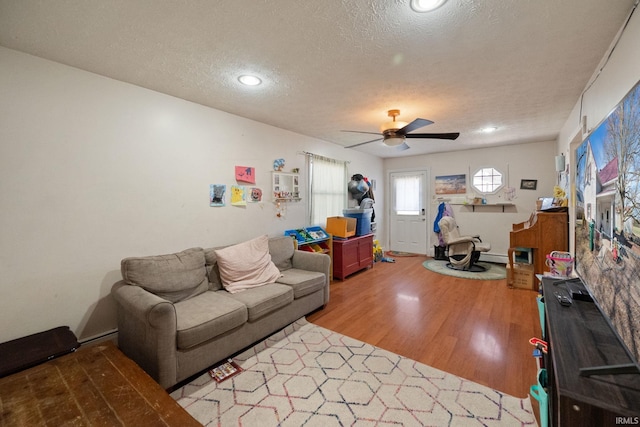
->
[451,203,515,212]
[274,197,301,202]
[272,172,300,202]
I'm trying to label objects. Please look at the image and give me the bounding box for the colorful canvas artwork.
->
[210,184,226,207]
[249,187,262,202]
[231,185,246,206]
[435,174,467,195]
[235,166,256,184]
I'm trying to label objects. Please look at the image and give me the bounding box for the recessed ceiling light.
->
[238,75,262,86]
[410,0,447,12]
[481,126,498,133]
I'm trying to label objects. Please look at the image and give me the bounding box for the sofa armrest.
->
[111,280,178,389]
[291,251,331,304]
[112,280,174,325]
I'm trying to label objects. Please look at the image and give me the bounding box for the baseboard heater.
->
[479,253,508,264]
[79,329,118,346]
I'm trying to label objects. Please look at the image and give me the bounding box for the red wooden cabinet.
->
[332,234,373,280]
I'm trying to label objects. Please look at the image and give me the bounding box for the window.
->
[472,167,504,194]
[394,174,422,215]
[306,154,347,226]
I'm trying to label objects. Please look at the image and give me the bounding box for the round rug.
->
[386,251,421,257]
[422,260,506,280]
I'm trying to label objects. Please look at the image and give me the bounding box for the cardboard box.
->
[326,216,356,238]
[507,263,535,290]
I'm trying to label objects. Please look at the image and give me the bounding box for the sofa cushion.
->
[276,268,326,299]
[214,235,282,294]
[226,284,293,322]
[268,236,295,271]
[174,291,248,350]
[121,247,208,303]
[203,248,224,291]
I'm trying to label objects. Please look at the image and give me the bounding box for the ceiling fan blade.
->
[345,137,384,148]
[397,118,434,135]
[396,142,410,151]
[405,132,460,140]
[341,130,381,136]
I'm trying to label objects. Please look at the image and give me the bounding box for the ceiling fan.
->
[343,109,460,151]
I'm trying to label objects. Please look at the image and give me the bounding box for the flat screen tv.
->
[574,79,640,375]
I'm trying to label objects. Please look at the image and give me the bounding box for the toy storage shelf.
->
[284,227,333,279]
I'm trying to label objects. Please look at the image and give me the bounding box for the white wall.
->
[384,140,557,261]
[560,6,640,147]
[0,47,384,343]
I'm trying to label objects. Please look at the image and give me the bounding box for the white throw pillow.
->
[214,235,282,293]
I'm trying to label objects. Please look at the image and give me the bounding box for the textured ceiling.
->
[0,0,636,158]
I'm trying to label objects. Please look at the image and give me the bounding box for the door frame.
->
[386,168,431,255]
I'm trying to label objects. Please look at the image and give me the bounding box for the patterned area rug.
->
[172,318,536,426]
[423,260,507,280]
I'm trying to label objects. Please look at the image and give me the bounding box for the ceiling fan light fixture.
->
[410,0,447,12]
[384,136,406,147]
[342,108,459,150]
[380,120,408,133]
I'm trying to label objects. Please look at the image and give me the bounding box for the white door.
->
[389,171,428,254]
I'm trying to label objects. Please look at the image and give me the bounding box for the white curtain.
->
[306,154,347,226]
[394,174,421,215]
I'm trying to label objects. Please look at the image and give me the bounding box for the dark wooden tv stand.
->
[542,278,640,426]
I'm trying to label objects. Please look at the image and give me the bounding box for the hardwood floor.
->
[307,255,541,399]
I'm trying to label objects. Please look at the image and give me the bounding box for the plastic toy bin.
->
[343,208,373,236]
[326,216,356,238]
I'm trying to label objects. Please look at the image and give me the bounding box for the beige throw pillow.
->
[214,235,281,293]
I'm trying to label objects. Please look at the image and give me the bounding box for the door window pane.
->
[394,175,421,215]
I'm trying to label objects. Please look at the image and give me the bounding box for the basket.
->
[326,216,356,238]
[530,369,548,427]
[545,251,573,276]
[537,296,545,338]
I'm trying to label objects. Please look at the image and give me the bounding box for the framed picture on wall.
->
[435,174,467,194]
[520,179,537,190]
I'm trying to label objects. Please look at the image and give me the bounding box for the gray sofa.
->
[111,235,330,389]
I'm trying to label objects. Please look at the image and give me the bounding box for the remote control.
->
[554,290,572,307]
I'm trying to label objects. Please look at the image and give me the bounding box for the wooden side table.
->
[0,341,200,426]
